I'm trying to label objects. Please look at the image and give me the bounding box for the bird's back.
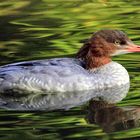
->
[0,58,90,94]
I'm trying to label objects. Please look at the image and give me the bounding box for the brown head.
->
[76,30,140,69]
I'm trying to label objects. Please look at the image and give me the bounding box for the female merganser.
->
[0,30,140,110]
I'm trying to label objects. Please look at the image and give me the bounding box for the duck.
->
[0,30,140,110]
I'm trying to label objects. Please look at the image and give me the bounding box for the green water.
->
[0,0,140,139]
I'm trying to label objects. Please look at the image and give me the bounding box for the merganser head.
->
[76,30,140,69]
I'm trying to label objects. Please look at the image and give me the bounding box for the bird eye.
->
[115,40,120,45]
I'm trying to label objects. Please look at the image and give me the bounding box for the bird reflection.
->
[86,100,140,133]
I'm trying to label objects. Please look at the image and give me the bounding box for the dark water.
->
[0,0,140,139]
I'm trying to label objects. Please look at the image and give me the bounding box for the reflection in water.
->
[0,83,129,110]
[86,100,140,133]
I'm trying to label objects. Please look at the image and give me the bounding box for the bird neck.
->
[86,56,111,69]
